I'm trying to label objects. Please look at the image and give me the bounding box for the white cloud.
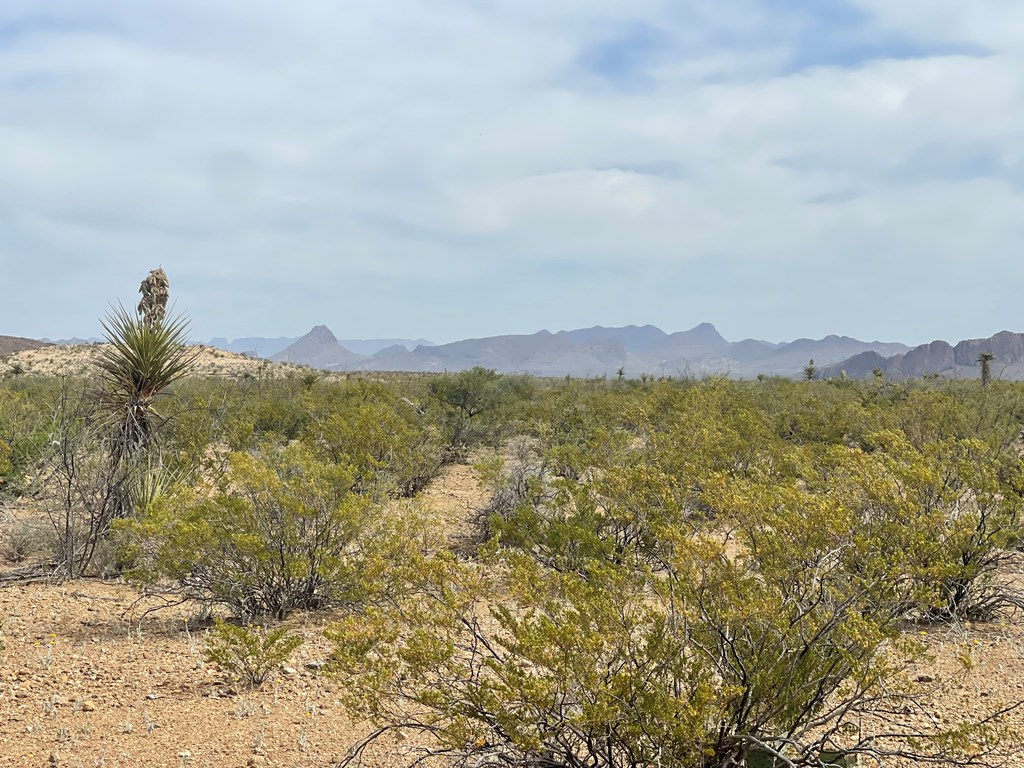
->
[0,1,1022,342]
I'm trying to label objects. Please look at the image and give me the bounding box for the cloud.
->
[0,1,1022,344]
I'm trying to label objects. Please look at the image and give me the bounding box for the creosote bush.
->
[119,442,385,619]
[204,619,303,688]
[303,380,442,497]
[329,540,1012,768]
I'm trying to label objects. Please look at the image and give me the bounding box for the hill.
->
[0,335,48,357]
[0,342,307,379]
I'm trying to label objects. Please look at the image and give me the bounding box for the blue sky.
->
[2,0,1024,345]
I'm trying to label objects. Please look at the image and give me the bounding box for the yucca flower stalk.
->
[137,268,169,328]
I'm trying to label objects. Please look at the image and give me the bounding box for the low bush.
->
[303,380,442,497]
[0,519,47,564]
[204,619,303,688]
[119,443,378,618]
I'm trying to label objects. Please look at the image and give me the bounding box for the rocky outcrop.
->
[895,340,956,377]
[826,331,1024,381]
[953,331,1024,367]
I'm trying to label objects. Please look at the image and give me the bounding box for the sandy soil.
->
[0,581,375,768]
[419,461,489,554]
[2,461,1024,767]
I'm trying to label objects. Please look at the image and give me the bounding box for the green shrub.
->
[427,366,504,458]
[119,442,378,618]
[204,619,303,687]
[328,538,1001,768]
[0,384,54,494]
[303,380,442,497]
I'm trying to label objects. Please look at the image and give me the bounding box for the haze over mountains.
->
[6,324,1022,380]
[209,334,434,358]
[234,323,913,378]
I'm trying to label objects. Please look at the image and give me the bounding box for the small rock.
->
[81,700,96,712]
[282,666,297,675]
[48,752,60,766]
[247,757,267,767]
[304,661,323,671]
[914,674,935,684]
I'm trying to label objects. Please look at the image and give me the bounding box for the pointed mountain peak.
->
[270,325,365,368]
[305,325,339,344]
[674,322,728,345]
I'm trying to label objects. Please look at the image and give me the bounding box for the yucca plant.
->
[95,303,199,519]
[977,351,995,389]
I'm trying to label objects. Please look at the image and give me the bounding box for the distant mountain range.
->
[242,323,912,378]
[42,337,104,345]
[8,325,1022,381]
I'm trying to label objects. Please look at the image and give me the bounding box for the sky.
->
[2,0,1024,346]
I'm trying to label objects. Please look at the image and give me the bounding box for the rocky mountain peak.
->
[306,325,339,345]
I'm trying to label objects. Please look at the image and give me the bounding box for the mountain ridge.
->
[250,323,913,378]
[824,330,1024,381]
[14,324,1024,380]
[269,325,364,370]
